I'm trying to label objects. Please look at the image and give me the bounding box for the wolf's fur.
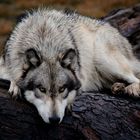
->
[1,8,140,123]
[0,58,10,80]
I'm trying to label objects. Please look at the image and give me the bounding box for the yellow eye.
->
[59,87,65,93]
[39,87,46,93]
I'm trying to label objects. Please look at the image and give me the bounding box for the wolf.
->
[0,8,140,124]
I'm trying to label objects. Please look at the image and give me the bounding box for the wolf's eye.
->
[38,86,46,93]
[59,87,66,93]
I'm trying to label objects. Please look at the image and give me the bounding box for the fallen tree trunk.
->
[0,5,140,140]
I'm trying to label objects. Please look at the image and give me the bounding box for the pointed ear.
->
[61,49,78,70]
[25,49,41,67]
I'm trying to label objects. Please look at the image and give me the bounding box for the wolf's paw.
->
[125,83,140,97]
[111,82,126,95]
[8,82,21,99]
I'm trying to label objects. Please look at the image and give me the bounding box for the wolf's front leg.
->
[8,81,21,99]
[112,82,140,97]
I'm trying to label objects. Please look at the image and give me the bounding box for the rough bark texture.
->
[0,5,140,140]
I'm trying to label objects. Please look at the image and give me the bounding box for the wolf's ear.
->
[25,49,41,67]
[16,10,33,24]
[61,49,78,70]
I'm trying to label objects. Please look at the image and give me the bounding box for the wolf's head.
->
[19,48,81,124]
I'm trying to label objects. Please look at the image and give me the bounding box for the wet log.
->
[0,5,140,140]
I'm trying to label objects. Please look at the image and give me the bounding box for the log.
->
[0,5,140,140]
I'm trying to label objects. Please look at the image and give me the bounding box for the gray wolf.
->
[0,8,140,124]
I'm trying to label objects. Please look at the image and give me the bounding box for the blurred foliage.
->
[0,0,140,54]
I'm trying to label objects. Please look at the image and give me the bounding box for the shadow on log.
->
[0,5,140,140]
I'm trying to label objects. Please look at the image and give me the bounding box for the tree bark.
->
[0,5,140,140]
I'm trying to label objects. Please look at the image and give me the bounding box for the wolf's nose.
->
[49,116,60,124]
